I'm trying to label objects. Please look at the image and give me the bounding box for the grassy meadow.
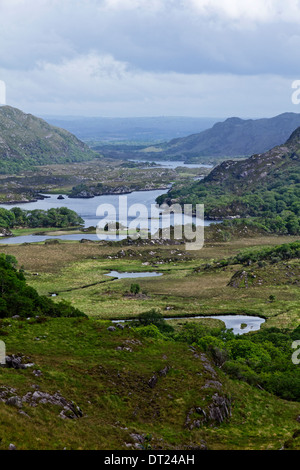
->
[0,233,299,450]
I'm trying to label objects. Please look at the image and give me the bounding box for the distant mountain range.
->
[149,112,300,160]
[0,106,96,174]
[42,116,221,143]
[92,112,300,163]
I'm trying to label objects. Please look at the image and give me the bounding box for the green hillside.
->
[149,113,300,161]
[158,127,300,235]
[0,106,96,174]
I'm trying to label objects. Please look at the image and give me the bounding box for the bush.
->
[130,283,140,295]
[223,360,260,386]
[135,324,166,339]
[0,253,86,319]
[137,309,174,333]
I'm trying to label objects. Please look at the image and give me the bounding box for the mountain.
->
[0,106,96,173]
[150,112,300,160]
[203,125,300,190]
[158,127,300,234]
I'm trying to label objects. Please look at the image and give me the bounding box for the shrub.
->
[130,283,140,295]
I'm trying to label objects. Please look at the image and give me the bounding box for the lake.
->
[0,188,221,244]
[129,159,213,170]
[113,314,266,336]
[104,271,163,279]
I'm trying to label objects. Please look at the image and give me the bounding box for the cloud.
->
[189,0,300,24]
[1,52,296,118]
[0,0,300,116]
[1,0,300,75]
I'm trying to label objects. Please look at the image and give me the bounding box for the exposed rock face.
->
[185,394,232,429]
[0,227,13,237]
[0,386,83,419]
[5,355,35,370]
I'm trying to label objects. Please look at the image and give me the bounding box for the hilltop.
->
[139,112,300,162]
[0,106,96,173]
[158,127,300,234]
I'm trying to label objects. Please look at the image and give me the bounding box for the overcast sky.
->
[1,0,300,118]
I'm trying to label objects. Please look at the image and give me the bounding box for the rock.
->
[8,444,17,450]
[5,355,34,370]
[148,374,158,389]
[159,366,171,377]
[116,324,125,330]
[107,326,116,332]
[201,380,223,390]
[207,394,231,425]
[33,370,42,377]
[22,390,83,419]
[0,227,13,238]
[186,394,232,429]
[6,396,23,408]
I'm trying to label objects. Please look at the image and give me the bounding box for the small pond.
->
[113,314,265,335]
[104,271,163,279]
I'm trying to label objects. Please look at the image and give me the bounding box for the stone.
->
[148,374,158,389]
[6,396,23,408]
[33,370,42,377]
[159,366,171,377]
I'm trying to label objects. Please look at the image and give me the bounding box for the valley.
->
[0,107,299,452]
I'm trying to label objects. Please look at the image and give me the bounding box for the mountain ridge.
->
[149,112,300,160]
[0,106,96,173]
[158,126,300,234]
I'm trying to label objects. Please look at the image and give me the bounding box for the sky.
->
[1,0,300,118]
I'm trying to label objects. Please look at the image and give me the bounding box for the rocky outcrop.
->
[0,227,13,237]
[5,355,35,370]
[0,386,83,419]
[185,394,232,429]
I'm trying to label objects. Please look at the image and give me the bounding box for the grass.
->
[0,235,298,327]
[0,234,299,449]
[0,316,299,450]
[11,226,84,237]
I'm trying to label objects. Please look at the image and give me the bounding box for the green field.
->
[0,234,299,450]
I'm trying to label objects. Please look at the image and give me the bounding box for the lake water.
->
[0,187,221,244]
[114,314,265,336]
[192,315,265,335]
[104,271,163,279]
[130,159,213,170]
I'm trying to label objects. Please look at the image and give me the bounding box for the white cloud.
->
[1,52,296,118]
[189,0,300,23]
[0,0,299,116]
[102,0,164,12]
